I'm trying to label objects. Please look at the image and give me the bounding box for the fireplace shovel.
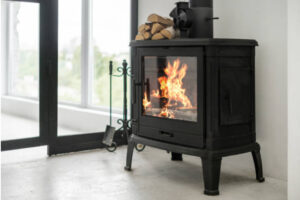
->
[103,61,117,152]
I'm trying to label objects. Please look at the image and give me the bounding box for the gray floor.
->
[1,146,287,200]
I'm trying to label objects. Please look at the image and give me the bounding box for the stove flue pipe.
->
[189,0,215,38]
[190,0,213,8]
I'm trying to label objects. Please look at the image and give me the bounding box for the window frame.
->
[1,0,138,154]
[1,1,9,95]
[1,0,51,151]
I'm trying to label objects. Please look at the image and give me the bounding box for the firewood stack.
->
[135,14,178,41]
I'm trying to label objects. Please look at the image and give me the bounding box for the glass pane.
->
[92,0,130,109]
[142,56,197,122]
[1,1,40,140]
[57,0,129,136]
[57,0,84,136]
[7,2,39,98]
[58,0,82,104]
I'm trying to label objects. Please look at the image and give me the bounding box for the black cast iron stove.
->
[125,0,264,196]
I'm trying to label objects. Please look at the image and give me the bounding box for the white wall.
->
[138,0,287,180]
[214,0,287,181]
[288,0,300,199]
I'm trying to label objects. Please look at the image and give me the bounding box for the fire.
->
[143,58,193,119]
[143,91,152,110]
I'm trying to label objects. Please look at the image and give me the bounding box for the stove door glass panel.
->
[142,56,197,122]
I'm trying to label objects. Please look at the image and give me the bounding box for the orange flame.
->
[143,91,151,110]
[143,58,193,119]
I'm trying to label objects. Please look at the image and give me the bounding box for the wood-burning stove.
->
[125,0,264,196]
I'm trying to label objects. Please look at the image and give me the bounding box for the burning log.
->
[142,58,196,121]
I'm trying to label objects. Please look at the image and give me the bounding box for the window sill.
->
[1,95,124,132]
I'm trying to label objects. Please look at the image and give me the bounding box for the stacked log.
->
[135,14,178,41]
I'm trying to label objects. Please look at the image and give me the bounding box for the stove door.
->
[134,47,204,148]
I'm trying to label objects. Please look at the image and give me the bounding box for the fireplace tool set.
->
[102,60,145,152]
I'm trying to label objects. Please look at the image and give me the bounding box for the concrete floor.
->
[1,146,287,200]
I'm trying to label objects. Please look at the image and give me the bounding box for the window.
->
[1,1,39,99]
[2,0,131,113]
[58,0,130,111]
[92,0,130,109]
[1,1,40,140]
[56,0,130,136]
[58,0,82,104]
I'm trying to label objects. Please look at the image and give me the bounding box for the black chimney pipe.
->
[189,0,214,38]
[190,0,213,8]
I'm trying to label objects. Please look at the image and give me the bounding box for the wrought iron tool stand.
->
[105,60,145,152]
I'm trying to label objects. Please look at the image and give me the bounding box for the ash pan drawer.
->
[139,126,204,148]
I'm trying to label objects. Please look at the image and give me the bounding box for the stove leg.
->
[171,152,183,161]
[124,140,135,171]
[201,157,222,196]
[252,149,265,182]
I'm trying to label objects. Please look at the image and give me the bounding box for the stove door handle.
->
[132,80,142,104]
[160,131,174,138]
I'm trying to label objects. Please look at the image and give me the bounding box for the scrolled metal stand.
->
[111,60,145,152]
